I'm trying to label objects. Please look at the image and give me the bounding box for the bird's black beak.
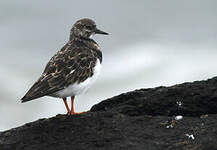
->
[94,28,109,35]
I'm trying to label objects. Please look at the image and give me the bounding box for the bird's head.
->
[70,18,108,40]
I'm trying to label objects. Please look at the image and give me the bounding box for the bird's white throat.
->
[89,33,95,38]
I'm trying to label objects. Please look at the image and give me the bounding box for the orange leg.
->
[70,96,75,115]
[70,96,85,115]
[62,98,70,114]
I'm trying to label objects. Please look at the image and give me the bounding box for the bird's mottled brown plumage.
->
[21,18,108,102]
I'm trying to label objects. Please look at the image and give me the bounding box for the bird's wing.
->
[21,45,100,102]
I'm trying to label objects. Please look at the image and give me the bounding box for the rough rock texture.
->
[1,77,217,150]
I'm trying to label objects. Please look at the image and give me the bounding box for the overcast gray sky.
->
[0,0,217,131]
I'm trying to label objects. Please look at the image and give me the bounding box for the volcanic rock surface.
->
[1,77,217,150]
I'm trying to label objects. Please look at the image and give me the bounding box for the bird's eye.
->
[86,26,92,30]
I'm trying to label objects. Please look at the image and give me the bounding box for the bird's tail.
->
[20,95,40,103]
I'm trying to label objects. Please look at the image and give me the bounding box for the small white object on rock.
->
[166,124,174,128]
[185,134,195,140]
[175,115,183,120]
[176,101,182,107]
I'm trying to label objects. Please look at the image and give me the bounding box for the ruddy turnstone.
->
[21,18,108,115]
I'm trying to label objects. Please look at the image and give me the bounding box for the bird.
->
[21,18,108,115]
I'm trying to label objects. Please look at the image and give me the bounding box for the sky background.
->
[0,0,217,131]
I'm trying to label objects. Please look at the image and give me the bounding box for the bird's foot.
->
[67,111,86,115]
[70,111,86,115]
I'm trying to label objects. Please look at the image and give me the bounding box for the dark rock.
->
[91,77,217,116]
[1,77,217,150]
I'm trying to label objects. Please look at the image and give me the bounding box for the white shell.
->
[51,59,101,98]
[175,115,183,120]
[185,134,195,140]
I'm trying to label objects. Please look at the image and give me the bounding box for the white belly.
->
[51,59,101,98]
